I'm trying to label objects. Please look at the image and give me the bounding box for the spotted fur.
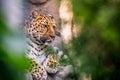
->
[24,9,60,80]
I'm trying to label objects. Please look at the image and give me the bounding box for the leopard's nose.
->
[40,36,47,43]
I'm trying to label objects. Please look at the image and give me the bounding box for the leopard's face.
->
[24,10,60,44]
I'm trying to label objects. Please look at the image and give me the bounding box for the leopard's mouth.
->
[49,35,55,40]
[45,35,55,44]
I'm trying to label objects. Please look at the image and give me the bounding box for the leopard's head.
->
[24,9,60,45]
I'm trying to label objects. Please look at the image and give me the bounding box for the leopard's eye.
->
[44,25,48,28]
[53,25,56,29]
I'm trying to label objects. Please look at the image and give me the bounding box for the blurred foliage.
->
[0,7,28,80]
[63,0,120,80]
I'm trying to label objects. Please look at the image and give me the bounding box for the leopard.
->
[24,9,61,80]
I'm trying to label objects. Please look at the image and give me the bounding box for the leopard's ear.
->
[31,9,39,19]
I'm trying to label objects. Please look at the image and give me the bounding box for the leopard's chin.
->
[46,40,52,43]
[44,39,54,46]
